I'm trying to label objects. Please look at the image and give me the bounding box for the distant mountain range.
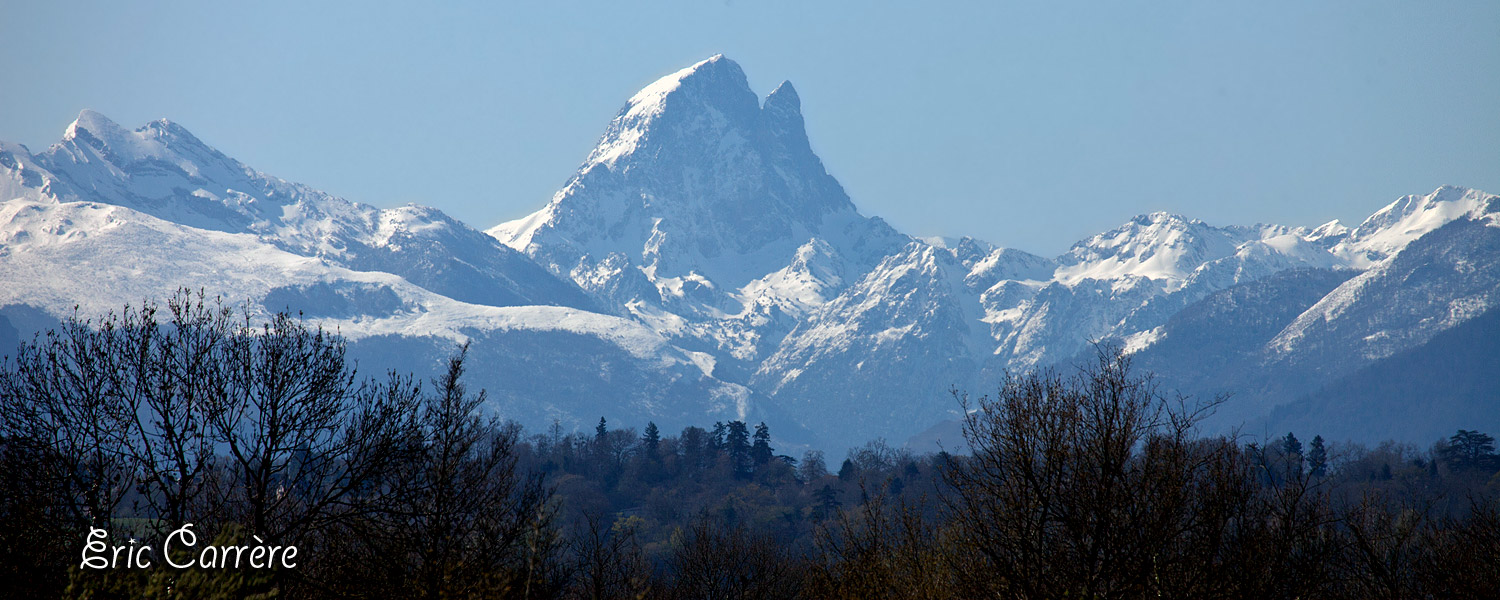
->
[3,55,1496,452]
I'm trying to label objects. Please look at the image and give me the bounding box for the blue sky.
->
[3,1,1496,255]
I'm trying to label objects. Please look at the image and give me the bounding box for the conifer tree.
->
[1282,432,1302,456]
[726,421,751,478]
[1440,429,1498,471]
[710,422,727,455]
[812,484,841,520]
[751,422,773,467]
[1283,432,1304,477]
[680,426,709,470]
[1308,435,1328,477]
[838,459,856,482]
[642,421,661,459]
[593,416,610,467]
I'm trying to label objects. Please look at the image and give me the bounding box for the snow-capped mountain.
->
[492,56,904,308]
[3,56,1496,451]
[1129,186,1500,438]
[754,240,992,439]
[1267,190,1500,379]
[489,55,908,374]
[0,110,759,442]
[1328,185,1496,268]
[18,110,595,311]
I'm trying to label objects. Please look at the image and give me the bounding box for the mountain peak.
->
[57,109,173,167]
[1055,210,1249,285]
[765,80,800,112]
[63,109,128,143]
[1129,211,1195,226]
[51,109,231,176]
[582,55,758,169]
[760,79,810,155]
[1306,219,1349,243]
[1333,186,1495,268]
[143,117,202,142]
[494,57,902,311]
[622,54,751,111]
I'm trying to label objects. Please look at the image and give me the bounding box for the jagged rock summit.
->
[1,109,759,440]
[490,55,906,318]
[3,56,1498,451]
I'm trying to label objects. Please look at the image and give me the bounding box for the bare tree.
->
[106,291,228,532]
[943,345,1245,599]
[0,306,136,529]
[567,513,651,600]
[810,484,959,600]
[199,309,421,548]
[664,518,806,600]
[341,345,563,599]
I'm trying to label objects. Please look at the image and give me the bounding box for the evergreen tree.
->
[1282,432,1303,457]
[1440,429,1498,471]
[812,484,841,520]
[592,417,610,467]
[726,421,751,478]
[642,421,661,459]
[838,459,857,482]
[710,422,727,455]
[751,422,773,467]
[1282,432,1304,477]
[680,426,708,470]
[1307,435,1328,477]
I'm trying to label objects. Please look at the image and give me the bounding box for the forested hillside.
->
[3,297,1498,598]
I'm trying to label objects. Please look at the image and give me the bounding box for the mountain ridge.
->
[2,55,1496,451]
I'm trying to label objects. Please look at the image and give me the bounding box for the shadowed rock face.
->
[1258,303,1500,445]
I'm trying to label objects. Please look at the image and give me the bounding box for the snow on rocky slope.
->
[753,240,992,441]
[488,56,909,372]
[490,56,906,303]
[3,55,1496,449]
[23,110,595,310]
[0,113,758,439]
[1268,189,1500,374]
[1126,186,1500,432]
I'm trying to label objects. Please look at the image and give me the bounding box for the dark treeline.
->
[1,292,1498,599]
